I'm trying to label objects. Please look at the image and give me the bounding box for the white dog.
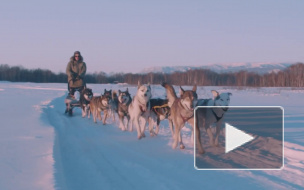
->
[195,90,232,154]
[128,81,152,139]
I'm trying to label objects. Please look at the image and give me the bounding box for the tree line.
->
[0,63,303,87]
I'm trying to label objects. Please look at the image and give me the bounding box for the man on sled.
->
[64,51,87,115]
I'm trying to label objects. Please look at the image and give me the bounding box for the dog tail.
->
[161,82,176,108]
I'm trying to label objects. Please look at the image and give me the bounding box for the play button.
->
[194,106,283,170]
[225,123,255,153]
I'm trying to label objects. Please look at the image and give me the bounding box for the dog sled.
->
[64,95,81,116]
[64,82,85,116]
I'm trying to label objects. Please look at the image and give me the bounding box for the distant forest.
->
[0,63,304,87]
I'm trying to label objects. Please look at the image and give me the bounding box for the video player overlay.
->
[194,106,283,170]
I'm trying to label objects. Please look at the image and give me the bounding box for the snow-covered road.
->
[0,82,303,189]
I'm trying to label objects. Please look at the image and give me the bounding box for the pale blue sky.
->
[1,0,304,73]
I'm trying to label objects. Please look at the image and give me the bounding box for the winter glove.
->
[75,75,82,80]
[72,72,78,79]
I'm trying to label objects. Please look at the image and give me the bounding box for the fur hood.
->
[70,51,84,62]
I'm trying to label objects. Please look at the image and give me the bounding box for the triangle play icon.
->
[225,123,255,153]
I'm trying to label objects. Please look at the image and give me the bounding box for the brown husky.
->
[90,95,110,124]
[162,82,198,150]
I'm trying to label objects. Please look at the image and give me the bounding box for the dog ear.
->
[138,81,141,89]
[180,86,185,96]
[228,92,232,96]
[211,90,219,99]
[118,90,121,94]
[192,85,197,92]
[126,88,129,92]
[104,89,106,93]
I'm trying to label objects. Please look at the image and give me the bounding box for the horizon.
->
[1,62,300,75]
[1,1,304,74]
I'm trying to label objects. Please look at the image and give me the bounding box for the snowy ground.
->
[0,82,303,190]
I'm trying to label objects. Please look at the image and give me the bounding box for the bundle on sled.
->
[64,95,80,116]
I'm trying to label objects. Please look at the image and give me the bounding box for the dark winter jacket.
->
[66,56,86,88]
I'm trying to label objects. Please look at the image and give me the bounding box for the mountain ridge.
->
[141,62,295,74]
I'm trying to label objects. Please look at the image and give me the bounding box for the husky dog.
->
[162,82,198,150]
[110,91,119,121]
[103,89,112,100]
[128,81,152,139]
[79,88,93,118]
[117,88,132,131]
[90,95,110,124]
[148,98,173,136]
[103,89,116,120]
[195,90,232,154]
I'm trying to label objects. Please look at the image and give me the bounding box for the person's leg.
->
[69,88,76,97]
[68,81,75,96]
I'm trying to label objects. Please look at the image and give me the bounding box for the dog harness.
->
[211,109,224,122]
[152,104,169,116]
[180,112,193,122]
[211,101,225,122]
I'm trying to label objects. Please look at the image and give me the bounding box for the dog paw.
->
[180,144,185,149]
[150,131,157,137]
[172,142,178,149]
[138,135,142,140]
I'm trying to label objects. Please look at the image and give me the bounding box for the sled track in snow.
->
[44,93,304,190]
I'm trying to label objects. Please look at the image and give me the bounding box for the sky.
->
[1,0,304,74]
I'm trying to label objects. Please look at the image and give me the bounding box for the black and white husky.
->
[117,88,132,131]
[128,82,152,139]
[148,98,172,136]
[79,88,93,118]
[195,90,232,154]
[103,89,112,103]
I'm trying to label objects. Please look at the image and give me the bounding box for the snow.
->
[0,82,303,189]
